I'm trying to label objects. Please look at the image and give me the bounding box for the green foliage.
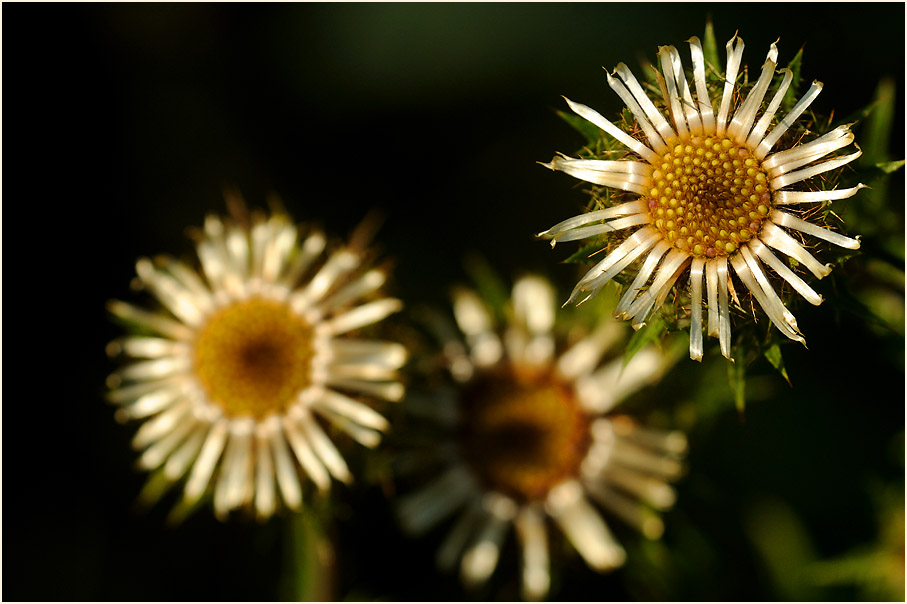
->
[279,508,336,601]
[825,272,903,335]
[860,78,897,166]
[851,77,904,247]
[463,252,511,324]
[556,108,603,147]
[762,342,791,386]
[624,314,668,365]
[806,481,905,602]
[562,240,607,265]
[744,498,822,601]
[701,19,720,70]
[874,159,905,174]
[556,105,637,160]
[780,46,804,113]
[726,352,746,413]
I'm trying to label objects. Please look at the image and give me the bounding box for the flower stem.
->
[280,508,336,601]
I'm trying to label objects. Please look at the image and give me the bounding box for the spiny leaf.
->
[164,493,208,526]
[842,79,903,241]
[624,314,667,366]
[829,277,903,335]
[727,354,746,413]
[563,240,606,265]
[763,342,791,386]
[780,46,804,113]
[875,160,904,175]
[638,55,661,88]
[861,77,897,166]
[702,19,720,71]
[134,467,177,515]
[556,108,603,146]
[837,78,897,130]
[463,253,510,323]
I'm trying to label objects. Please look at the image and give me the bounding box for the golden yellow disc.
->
[193,298,315,419]
[647,136,772,258]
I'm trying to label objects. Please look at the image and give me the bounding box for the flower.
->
[106,204,406,521]
[396,275,686,600]
[540,33,864,361]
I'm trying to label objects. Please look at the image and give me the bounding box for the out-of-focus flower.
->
[106,202,406,521]
[541,33,863,361]
[396,275,686,600]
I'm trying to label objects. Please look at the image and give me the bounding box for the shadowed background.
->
[3,3,904,601]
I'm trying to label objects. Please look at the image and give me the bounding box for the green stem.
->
[280,508,337,601]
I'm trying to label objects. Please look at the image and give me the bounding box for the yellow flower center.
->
[647,136,772,258]
[193,297,315,419]
[458,365,592,502]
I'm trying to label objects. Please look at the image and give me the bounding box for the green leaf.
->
[280,509,335,601]
[875,160,904,174]
[556,108,602,146]
[744,498,821,601]
[763,342,791,386]
[134,468,177,514]
[702,19,720,71]
[780,46,804,113]
[837,78,897,131]
[727,355,746,412]
[463,253,510,322]
[624,314,666,366]
[562,241,605,265]
[164,492,208,526]
[637,55,661,88]
[830,277,903,335]
[861,77,897,166]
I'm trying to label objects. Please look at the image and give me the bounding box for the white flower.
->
[396,275,686,600]
[541,34,864,361]
[106,208,406,521]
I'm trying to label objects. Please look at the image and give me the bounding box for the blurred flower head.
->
[106,199,406,521]
[395,274,686,600]
[540,32,864,362]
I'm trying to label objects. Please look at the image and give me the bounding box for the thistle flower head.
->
[106,202,406,521]
[540,32,864,361]
[396,274,686,600]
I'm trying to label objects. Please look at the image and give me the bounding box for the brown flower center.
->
[458,365,592,502]
[193,297,315,419]
[647,136,772,258]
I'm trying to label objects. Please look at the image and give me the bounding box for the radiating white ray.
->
[183,418,229,503]
[547,481,626,570]
[771,210,861,249]
[689,258,705,361]
[321,298,403,335]
[515,505,550,601]
[398,466,477,535]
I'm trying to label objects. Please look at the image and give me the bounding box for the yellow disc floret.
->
[647,136,772,258]
[194,297,315,419]
[458,365,592,502]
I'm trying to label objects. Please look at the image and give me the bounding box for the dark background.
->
[3,3,904,601]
